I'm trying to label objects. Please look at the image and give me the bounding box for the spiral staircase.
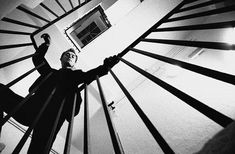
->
[0,0,235,153]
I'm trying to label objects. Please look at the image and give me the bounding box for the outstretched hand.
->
[41,33,51,46]
[103,55,119,69]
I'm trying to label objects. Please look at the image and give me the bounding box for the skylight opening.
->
[65,5,111,51]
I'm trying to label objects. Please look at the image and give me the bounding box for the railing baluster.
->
[44,98,66,154]
[40,3,59,18]
[83,84,90,154]
[175,0,225,13]
[152,20,235,32]
[0,43,33,50]
[0,29,31,35]
[12,87,56,154]
[32,0,92,36]
[141,38,235,50]
[2,17,40,29]
[69,0,74,9]
[96,76,124,154]
[64,92,78,154]
[6,62,45,87]
[118,0,188,57]
[109,68,175,154]
[6,118,59,154]
[30,33,38,49]
[183,0,200,5]
[129,47,235,85]
[55,0,67,13]
[0,72,53,128]
[166,5,235,23]
[118,57,233,127]
[17,6,50,23]
[0,53,36,69]
[78,0,81,6]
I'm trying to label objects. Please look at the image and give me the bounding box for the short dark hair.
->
[60,48,78,62]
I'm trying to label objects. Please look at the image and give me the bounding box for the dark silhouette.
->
[0,33,119,153]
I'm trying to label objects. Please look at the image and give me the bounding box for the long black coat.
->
[23,43,108,153]
[27,43,108,123]
[0,42,109,153]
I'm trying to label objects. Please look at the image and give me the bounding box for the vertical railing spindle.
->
[118,57,233,127]
[96,76,124,154]
[6,62,45,87]
[0,72,53,127]
[12,87,57,154]
[63,93,77,154]
[109,68,175,154]
[83,84,90,154]
[129,48,235,86]
[43,98,66,154]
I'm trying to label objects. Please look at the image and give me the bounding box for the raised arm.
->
[32,33,52,75]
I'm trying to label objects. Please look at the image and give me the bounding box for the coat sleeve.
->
[32,43,52,75]
[64,66,108,121]
[29,43,53,93]
[76,55,119,85]
[65,91,82,122]
[82,65,109,85]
